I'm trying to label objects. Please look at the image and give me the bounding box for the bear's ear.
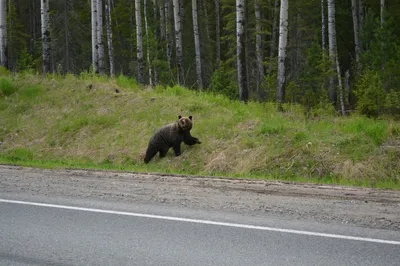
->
[189,116,192,120]
[178,115,182,119]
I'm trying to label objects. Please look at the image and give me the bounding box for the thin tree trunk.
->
[173,0,184,85]
[159,1,165,40]
[200,0,210,41]
[351,0,360,63]
[327,0,336,105]
[336,53,345,116]
[380,0,385,27]
[153,0,158,85]
[276,0,288,108]
[0,0,7,68]
[105,0,114,77]
[380,0,385,69]
[144,0,153,85]
[64,0,70,73]
[179,0,184,37]
[91,0,98,73]
[192,0,203,89]
[130,0,134,63]
[254,0,264,95]
[358,0,364,52]
[236,0,248,102]
[345,69,350,104]
[97,0,104,74]
[41,0,51,74]
[135,0,144,84]
[165,0,172,71]
[214,0,220,69]
[321,0,326,54]
[269,0,278,74]
[327,0,345,115]
[29,0,35,54]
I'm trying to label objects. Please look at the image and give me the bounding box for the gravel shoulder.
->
[0,165,399,230]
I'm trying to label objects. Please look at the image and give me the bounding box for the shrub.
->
[0,78,18,97]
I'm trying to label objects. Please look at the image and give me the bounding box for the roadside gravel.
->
[0,165,399,230]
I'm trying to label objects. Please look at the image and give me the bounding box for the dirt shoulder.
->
[0,165,399,230]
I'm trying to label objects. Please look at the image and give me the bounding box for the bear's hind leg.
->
[144,146,159,164]
[159,147,169,158]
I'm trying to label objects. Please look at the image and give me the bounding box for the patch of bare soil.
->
[0,165,399,230]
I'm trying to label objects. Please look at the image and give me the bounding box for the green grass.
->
[0,72,399,189]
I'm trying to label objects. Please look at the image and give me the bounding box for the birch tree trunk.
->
[236,0,248,102]
[327,0,336,104]
[91,0,98,73]
[327,0,345,115]
[351,0,360,63]
[0,0,7,68]
[135,0,144,84]
[173,0,184,85]
[254,0,264,94]
[276,0,288,108]
[192,0,203,89]
[165,0,172,71]
[105,0,114,77]
[214,0,220,69]
[41,0,51,74]
[144,0,153,85]
[97,0,105,74]
[269,0,278,74]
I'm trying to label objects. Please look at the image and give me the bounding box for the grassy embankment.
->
[0,70,399,189]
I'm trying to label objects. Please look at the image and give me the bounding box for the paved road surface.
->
[1,195,399,266]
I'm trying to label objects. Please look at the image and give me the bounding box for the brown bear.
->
[144,115,201,163]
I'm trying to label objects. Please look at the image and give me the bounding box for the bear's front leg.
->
[183,131,201,145]
[173,137,183,156]
[173,143,181,156]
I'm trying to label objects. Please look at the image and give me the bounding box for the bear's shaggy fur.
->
[144,115,201,163]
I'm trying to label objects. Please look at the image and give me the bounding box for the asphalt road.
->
[1,196,399,266]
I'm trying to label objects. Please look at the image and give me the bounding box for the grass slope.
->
[0,71,399,189]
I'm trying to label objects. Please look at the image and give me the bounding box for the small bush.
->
[209,64,237,100]
[0,77,18,96]
[162,85,188,96]
[355,70,385,116]
[0,66,9,76]
[116,74,138,90]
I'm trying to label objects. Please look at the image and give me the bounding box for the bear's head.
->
[177,115,193,131]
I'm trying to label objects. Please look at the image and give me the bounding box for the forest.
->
[1,0,400,116]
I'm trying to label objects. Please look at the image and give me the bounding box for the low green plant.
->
[115,74,138,90]
[0,77,18,97]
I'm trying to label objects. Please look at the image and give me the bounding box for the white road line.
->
[1,198,399,245]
